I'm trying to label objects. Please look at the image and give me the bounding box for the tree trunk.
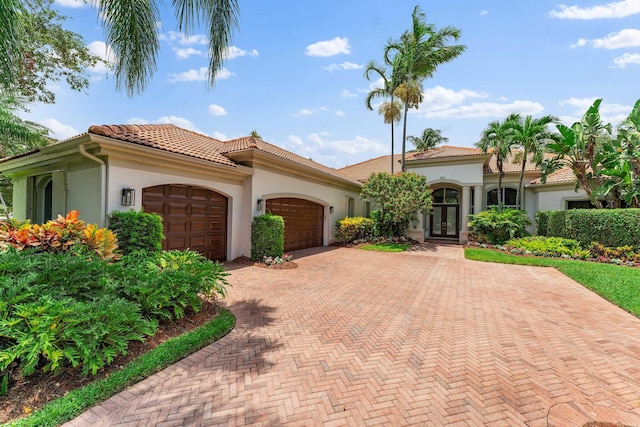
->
[497,157,503,211]
[517,154,527,210]
[390,122,394,174]
[401,101,408,172]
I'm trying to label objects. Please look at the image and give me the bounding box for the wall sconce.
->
[257,198,263,212]
[121,188,135,206]
[329,206,334,214]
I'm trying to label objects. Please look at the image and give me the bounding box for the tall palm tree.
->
[408,128,448,151]
[384,5,466,172]
[476,114,519,210]
[510,114,559,209]
[364,60,402,173]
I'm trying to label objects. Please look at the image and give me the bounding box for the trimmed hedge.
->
[250,214,284,261]
[108,210,164,254]
[536,209,640,248]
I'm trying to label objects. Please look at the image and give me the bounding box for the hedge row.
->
[535,209,640,248]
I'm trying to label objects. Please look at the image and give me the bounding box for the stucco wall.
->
[107,160,247,261]
[66,163,102,224]
[408,162,484,185]
[535,185,588,211]
[251,167,362,245]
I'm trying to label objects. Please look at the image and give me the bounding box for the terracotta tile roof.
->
[482,150,550,174]
[88,124,236,167]
[405,145,484,161]
[221,136,360,184]
[529,167,576,185]
[338,154,402,182]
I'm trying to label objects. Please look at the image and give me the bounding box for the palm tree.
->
[364,60,402,174]
[476,114,519,210]
[0,0,24,91]
[510,114,559,209]
[384,5,466,172]
[0,96,53,157]
[408,128,448,151]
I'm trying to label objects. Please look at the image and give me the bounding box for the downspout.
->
[78,143,107,226]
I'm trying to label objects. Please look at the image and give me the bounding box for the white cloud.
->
[282,133,387,168]
[480,10,489,16]
[208,104,227,116]
[87,41,114,74]
[341,89,357,98]
[291,107,330,117]
[41,119,79,140]
[424,100,545,119]
[211,131,227,140]
[613,52,640,67]
[159,31,208,46]
[368,78,385,91]
[127,115,199,132]
[559,97,632,124]
[167,67,234,83]
[55,0,86,8]
[549,0,640,19]
[174,47,203,59]
[335,110,345,116]
[324,62,363,71]
[225,46,259,59]
[573,29,640,49]
[416,86,488,113]
[305,37,350,57]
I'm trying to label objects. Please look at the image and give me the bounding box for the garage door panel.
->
[266,198,323,252]
[143,184,227,261]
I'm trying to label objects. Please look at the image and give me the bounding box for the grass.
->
[360,243,410,252]
[465,248,640,317]
[8,308,236,427]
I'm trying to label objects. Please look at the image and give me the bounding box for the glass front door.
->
[430,204,459,238]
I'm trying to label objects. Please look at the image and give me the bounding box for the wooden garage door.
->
[266,198,323,251]
[142,184,227,261]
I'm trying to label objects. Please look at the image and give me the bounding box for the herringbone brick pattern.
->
[64,244,640,426]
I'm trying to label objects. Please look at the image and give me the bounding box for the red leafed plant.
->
[0,210,119,260]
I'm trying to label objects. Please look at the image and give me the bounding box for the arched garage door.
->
[142,184,228,261]
[266,198,324,251]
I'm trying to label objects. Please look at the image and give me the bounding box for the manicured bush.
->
[468,207,531,244]
[535,209,640,248]
[335,216,374,244]
[250,213,284,261]
[107,210,164,255]
[505,236,589,259]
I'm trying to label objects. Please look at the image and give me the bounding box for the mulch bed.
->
[0,301,222,425]
[231,256,298,269]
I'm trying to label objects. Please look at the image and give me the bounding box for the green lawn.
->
[465,248,640,317]
[360,243,410,252]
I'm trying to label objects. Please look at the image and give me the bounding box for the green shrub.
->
[250,214,284,261]
[107,210,164,255]
[505,236,589,259]
[335,217,374,244]
[535,209,640,248]
[110,250,229,321]
[534,211,548,236]
[468,207,531,244]
[370,210,401,237]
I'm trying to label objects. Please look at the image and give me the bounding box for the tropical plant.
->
[509,114,559,209]
[468,207,531,244]
[384,5,466,172]
[335,216,374,244]
[408,127,448,151]
[542,98,613,208]
[1,0,99,105]
[476,114,519,210]
[364,59,402,174]
[360,172,432,237]
[107,210,164,255]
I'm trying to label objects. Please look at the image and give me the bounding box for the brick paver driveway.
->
[66,244,640,426]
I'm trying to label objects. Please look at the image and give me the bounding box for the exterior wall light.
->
[329,206,334,214]
[121,188,135,206]
[257,198,263,212]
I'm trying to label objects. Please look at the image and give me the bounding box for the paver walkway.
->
[65,244,640,426]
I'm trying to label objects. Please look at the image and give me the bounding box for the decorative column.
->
[460,186,471,244]
[474,185,483,215]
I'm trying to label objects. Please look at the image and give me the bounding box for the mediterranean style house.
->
[0,125,587,257]
[0,124,364,261]
[339,146,589,244]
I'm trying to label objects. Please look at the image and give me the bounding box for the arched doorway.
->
[430,186,460,239]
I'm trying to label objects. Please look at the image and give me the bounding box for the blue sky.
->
[24,0,640,168]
